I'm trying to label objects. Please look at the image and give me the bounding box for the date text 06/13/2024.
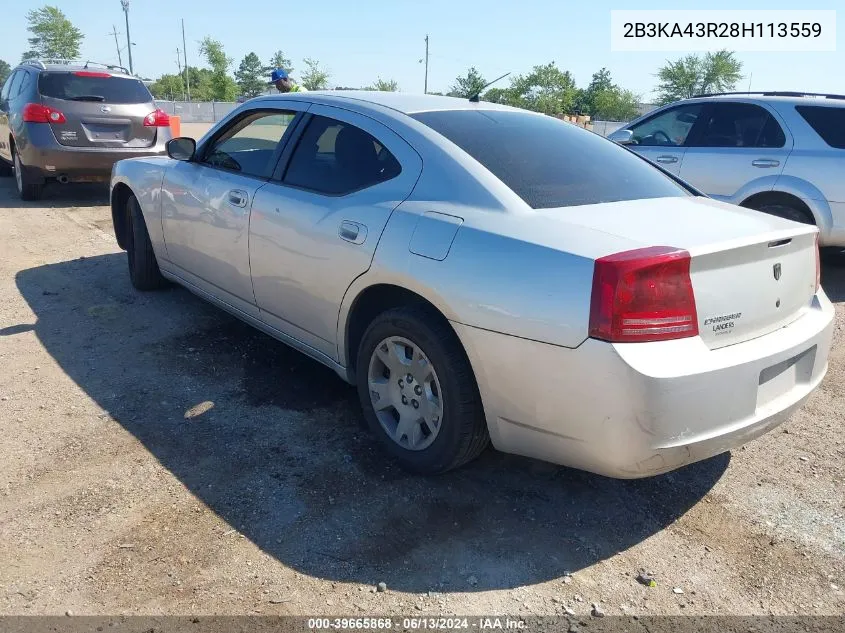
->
[307,617,527,630]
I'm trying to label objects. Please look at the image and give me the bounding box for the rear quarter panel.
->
[111,156,170,258]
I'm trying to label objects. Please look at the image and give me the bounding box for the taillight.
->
[144,109,170,127]
[589,246,699,343]
[22,103,66,124]
[814,232,821,293]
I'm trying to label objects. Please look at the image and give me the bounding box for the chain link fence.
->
[154,101,239,123]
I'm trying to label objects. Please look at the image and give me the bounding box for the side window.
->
[2,71,20,102]
[282,114,402,195]
[14,71,32,99]
[693,103,786,148]
[630,104,703,147]
[202,110,296,178]
[796,105,845,149]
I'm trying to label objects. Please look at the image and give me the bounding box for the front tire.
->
[356,306,489,475]
[126,194,167,291]
[14,149,43,201]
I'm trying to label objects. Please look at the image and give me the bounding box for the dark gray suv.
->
[0,60,171,200]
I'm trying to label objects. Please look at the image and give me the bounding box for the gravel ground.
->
[0,178,844,617]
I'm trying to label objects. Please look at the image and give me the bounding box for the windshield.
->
[410,109,692,209]
[38,72,153,105]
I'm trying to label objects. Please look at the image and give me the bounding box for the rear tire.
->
[754,203,814,225]
[126,194,167,291]
[356,305,489,475]
[14,149,43,201]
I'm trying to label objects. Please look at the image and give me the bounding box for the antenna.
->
[468,72,510,103]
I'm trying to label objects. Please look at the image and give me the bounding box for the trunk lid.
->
[546,196,819,349]
[38,71,157,148]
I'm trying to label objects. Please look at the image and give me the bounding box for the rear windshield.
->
[38,72,153,104]
[409,110,691,209]
[795,105,845,149]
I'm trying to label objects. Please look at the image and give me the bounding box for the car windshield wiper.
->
[66,95,107,102]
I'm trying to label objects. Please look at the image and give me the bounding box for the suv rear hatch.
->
[38,71,158,148]
[552,196,819,350]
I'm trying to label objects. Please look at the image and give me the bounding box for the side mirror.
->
[608,128,634,144]
[166,137,196,161]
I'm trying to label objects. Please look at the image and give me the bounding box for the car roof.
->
[18,60,134,78]
[253,90,526,115]
[681,93,845,107]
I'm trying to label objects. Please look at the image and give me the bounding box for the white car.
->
[109,92,835,477]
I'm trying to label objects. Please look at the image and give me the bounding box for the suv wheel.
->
[755,203,814,225]
[14,149,43,201]
[356,306,489,475]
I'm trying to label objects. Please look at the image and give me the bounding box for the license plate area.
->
[756,345,816,410]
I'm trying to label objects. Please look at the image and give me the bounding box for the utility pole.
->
[176,48,184,99]
[182,18,191,101]
[423,34,429,94]
[121,1,134,75]
[109,25,123,68]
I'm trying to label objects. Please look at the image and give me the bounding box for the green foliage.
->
[199,37,238,101]
[151,66,216,101]
[498,62,578,115]
[22,5,83,61]
[268,50,293,75]
[300,57,330,90]
[448,67,486,98]
[367,77,398,92]
[0,60,11,85]
[656,50,742,105]
[578,68,640,120]
[149,73,185,100]
[235,52,266,98]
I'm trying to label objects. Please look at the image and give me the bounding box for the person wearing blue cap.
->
[270,68,307,93]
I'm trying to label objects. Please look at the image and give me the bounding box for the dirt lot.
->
[1,178,844,617]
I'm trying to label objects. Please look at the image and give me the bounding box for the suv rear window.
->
[38,72,153,104]
[795,105,845,149]
[409,110,690,209]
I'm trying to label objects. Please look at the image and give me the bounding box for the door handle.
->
[752,159,780,168]
[227,189,248,208]
[339,220,367,245]
[655,155,679,164]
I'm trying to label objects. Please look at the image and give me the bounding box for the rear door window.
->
[795,105,845,149]
[282,114,402,195]
[691,103,786,148]
[410,109,690,209]
[38,72,153,104]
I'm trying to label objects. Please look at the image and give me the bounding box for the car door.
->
[160,106,305,318]
[624,103,706,175]
[0,71,20,162]
[678,102,791,202]
[249,105,423,359]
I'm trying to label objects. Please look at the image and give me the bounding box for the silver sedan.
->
[109,92,834,478]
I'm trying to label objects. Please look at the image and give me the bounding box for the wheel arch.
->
[110,181,134,251]
[739,176,834,240]
[340,281,463,381]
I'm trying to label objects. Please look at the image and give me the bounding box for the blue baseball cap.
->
[270,68,289,82]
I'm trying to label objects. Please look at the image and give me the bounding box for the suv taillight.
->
[22,103,66,124]
[589,246,699,343]
[144,109,170,127]
[814,232,821,293]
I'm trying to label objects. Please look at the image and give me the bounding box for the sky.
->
[1,0,843,101]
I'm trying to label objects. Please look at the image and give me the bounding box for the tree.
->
[509,62,578,115]
[0,60,11,85]
[367,77,398,92]
[268,50,293,75]
[199,37,238,101]
[576,68,641,120]
[448,67,486,98]
[235,52,266,98]
[300,58,329,90]
[22,5,83,61]
[149,73,185,100]
[656,50,742,105]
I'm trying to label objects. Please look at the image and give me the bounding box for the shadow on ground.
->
[0,179,108,209]
[14,253,736,592]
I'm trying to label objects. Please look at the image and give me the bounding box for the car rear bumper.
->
[16,125,168,182]
[453,290,835,478]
